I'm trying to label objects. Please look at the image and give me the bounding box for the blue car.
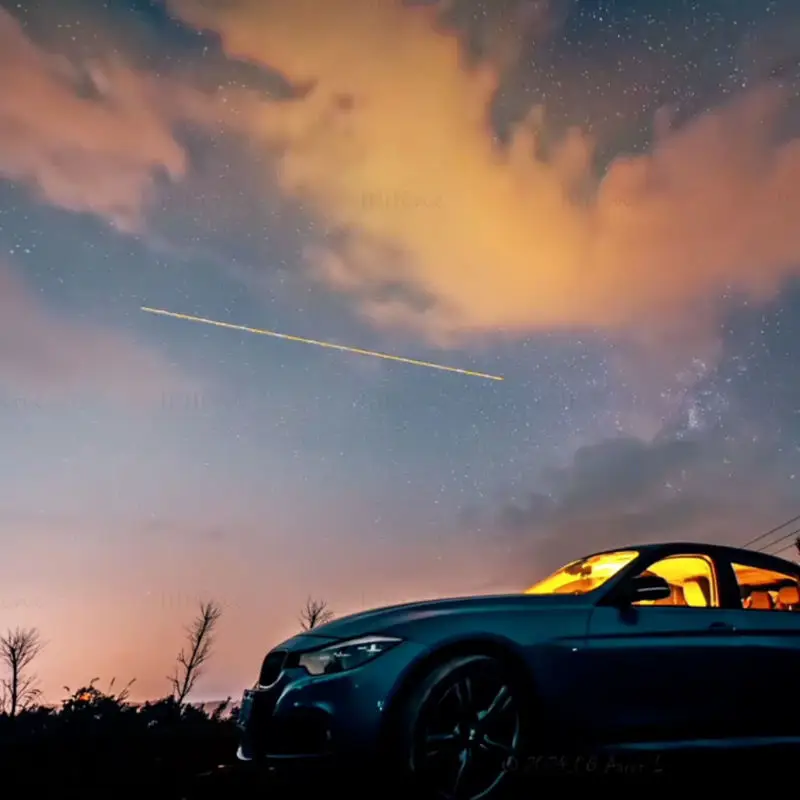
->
[236,541,800,798]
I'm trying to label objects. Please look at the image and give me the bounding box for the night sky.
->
[1,0,799,702]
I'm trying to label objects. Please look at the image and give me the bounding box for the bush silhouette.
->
[0,677,240,796]
[0,602,240,796]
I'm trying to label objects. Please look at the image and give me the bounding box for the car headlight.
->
[298,635,401,676]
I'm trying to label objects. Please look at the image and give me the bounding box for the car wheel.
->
[395,654,528,800]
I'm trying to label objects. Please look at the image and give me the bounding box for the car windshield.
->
[525,550,640,595]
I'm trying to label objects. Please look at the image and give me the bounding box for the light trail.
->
[140,306,504,382]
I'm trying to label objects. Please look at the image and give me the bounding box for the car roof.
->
[582,541,800,576]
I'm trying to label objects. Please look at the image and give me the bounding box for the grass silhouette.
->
[0,679,241,797]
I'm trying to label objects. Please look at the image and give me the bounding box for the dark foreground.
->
[4,747,793,800]
[185,749,800,798]
[2,692,796,799]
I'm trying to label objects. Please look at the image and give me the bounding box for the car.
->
[235,541,800,798]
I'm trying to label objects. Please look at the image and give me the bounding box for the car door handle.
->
[708,621,736,633]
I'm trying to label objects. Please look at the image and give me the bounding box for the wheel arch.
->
[378,635,537,749]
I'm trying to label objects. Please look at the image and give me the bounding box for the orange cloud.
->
[0,9,255,232]
[169,0,800,344]
[0,261,192,405]
[0,9,189,230]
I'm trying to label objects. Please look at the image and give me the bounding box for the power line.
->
[741,512,800,549]
[771,537,800,559]
[756,526,800,554]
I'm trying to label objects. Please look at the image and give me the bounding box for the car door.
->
[716,554,800,740]
[583,552,744,745]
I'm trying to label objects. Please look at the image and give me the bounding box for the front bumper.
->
[237,639,428,765]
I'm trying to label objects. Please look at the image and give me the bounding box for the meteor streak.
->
[140,307,504,382]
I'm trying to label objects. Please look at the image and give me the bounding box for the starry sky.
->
[1,0,799,702]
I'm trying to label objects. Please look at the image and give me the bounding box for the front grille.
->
[258,650,287,686]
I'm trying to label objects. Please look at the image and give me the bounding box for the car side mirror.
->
[621,574,672,605]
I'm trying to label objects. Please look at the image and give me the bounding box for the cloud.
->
[479,431,793,588]
[0,261,190,404]
[0,9,189,230]
[441,0,575,73]
[0,8,254,232]
[168,0,800,349]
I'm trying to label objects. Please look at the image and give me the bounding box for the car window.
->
[631,554,719,608]
[525,550,639,595]
[730,562,800,611]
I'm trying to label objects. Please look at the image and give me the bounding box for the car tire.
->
[392,654,530,800]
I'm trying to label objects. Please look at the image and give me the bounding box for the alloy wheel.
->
[410,659,522,800]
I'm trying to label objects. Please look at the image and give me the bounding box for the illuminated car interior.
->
[632,555,718,607]
[524,550,639,595]
[526,549,800,610]
[732,563,800,611]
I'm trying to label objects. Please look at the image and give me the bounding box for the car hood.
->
[279,593,587,648]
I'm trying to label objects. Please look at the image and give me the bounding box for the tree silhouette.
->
[168,600,222,705]
[299,596,333,630]
[795,535,800,558]
[0,627,43,716]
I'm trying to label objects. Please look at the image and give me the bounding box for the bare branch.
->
[298,596,333,631]
[169,600,222,705]
[0,627,44,716]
